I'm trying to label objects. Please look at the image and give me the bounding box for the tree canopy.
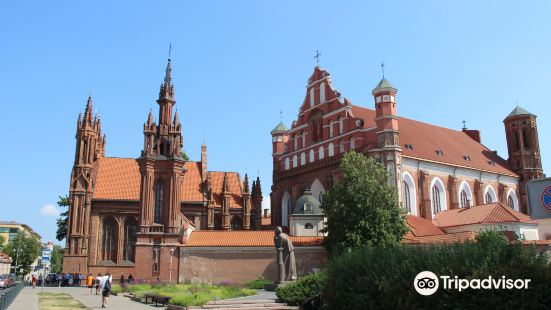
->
[4,231,42,275]
[320,151,409,255]
[50,245,64,273]
[56,195,70,241]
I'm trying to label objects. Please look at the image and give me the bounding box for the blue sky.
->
[0,1,549,245]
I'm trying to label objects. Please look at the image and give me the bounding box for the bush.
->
[324,231,551,309]
[246,277,273,289]
[276,271,327,306]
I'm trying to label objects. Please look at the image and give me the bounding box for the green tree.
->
[180,151,190,161]
[50,245,64,273]
[321,151,409,255]
[56,195,70,241]
[4,232,42,275]
[0,235,5,250]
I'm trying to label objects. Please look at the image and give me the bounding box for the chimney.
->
[462,129,481,143]
[201,144,208,182]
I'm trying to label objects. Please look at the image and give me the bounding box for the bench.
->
[152,295,171,307]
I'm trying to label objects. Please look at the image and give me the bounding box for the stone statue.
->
[274,226,297,282]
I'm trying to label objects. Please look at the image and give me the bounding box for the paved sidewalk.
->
[9,286,156,309]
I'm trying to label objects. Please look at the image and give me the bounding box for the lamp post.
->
[169,248,175,284]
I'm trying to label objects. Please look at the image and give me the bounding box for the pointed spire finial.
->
[83,96,93,125]
[244,174,250,193]
[381,62,385,78]
[173,109,180,126]
[462,120,467,130]
[280,110,283,122]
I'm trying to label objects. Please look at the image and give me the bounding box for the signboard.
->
[41,249,52,262]
[526,178,551,219]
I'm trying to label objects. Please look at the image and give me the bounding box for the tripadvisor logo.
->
[413,271,531,296]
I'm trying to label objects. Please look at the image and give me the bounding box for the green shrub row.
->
[323,231,551,309]
[246,277,273,289]
[275,271,327,306]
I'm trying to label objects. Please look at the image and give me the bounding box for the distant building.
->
[0,252,12,274]
[0,221,42,246]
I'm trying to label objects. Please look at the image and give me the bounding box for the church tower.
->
[135,56,187,281]
[369,73,403,211]
[504,106,544,213]
[65,96,105,273]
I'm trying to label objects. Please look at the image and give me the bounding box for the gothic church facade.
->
[63,59,263,280]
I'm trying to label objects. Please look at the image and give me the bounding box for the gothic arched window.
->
[309,149,315,162]
[309,87,315,108]
[338,116,343,134]
[319,82,326,103]
[485,192,493,204]
[328,143,335,156]
[231,216,242,230]
[523,129,531,148]
[508,196,514,209]
[403,181,411,214]
[318,146,325,160]
[154,180,164,224]
[460,190,469,208]
[432,185,441,215]
[122,217,137,262]
[101,217,118,262]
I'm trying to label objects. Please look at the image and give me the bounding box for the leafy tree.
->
[56,195,70,241]
[180,151,190,161]
[50,245,64,273]
[320,151,409,255]
[4,232,42,275]
[0,235,5,250]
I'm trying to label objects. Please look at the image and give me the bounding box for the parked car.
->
[0,275,12,289]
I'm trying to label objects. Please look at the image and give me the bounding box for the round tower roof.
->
[271,121,289,134]
[292,189,323,215]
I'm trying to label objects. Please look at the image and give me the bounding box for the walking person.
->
[127,274,134,284]
[87,273,94,294]
[31,271,38,288]
[120,273,125,285]
[95,273,102,295]
[99,272,112,308]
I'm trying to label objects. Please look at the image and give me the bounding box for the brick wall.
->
[179,246,328,284]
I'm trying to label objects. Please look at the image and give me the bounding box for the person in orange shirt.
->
[86,273,94,294]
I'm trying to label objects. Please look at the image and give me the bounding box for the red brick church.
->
[63,58,263,280]
[270,66,544,230]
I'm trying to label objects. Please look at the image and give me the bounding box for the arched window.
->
[328,143,334,156]
[432,186,441,214]
[284,158,290,170]
[515,131,521,151]
[318,146,325,160]
[507,189,519,211]
[305,223,314,229]
[329,121,334,138]
[311,179,326,203]
[460,190,469,208]
[402,172,417,215]
[403,181,411,214]
[309,149,315,162]
[339,140,345,153]
[387,162,395,186]
[319,82,326,103]
[350,137,356,149]
[430,177,447,216]
[154,181,164,224]
[458,181,472,208]
[300,152,306,166]
[302,131,306,148]
[293,135,298,151]
[292,155,298,168]
[309,87,315,108]
[101,217,118,262]
[338,116,343,134]
[484,185,496,204]
[282,191,291,227]
[122,217,137,262]
[230,216,242,230]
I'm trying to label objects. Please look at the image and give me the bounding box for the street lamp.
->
[169,248,175,284]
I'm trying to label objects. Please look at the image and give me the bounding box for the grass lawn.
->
[37,292,86,310]
[111,283,256,307]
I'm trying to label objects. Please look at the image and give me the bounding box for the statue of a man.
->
[274,226,297,281]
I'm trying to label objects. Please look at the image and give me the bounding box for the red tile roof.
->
[186,230,324,247]
[402,231,477,244]
[351,106,516,176]
[434,202,536,228]
[93,157,246,209]
[406,215,444,237]
[94,157,141,200]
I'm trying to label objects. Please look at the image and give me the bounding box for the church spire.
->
[173,109,180,127]
[157,50,176,127]
[83,96,93,126]
[147,109,154,126]
[244,174,250,193]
